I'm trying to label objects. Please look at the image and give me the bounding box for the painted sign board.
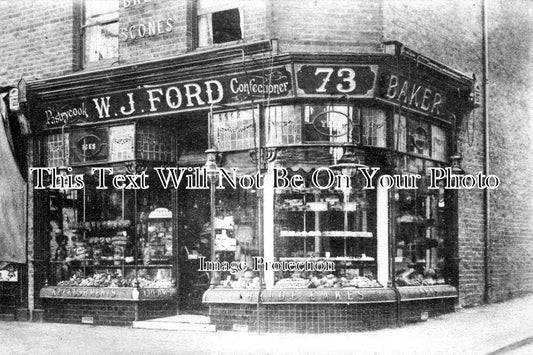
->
[42,66,293,127]
[295,64,378,97]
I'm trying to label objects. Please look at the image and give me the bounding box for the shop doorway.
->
[177,186,211,314]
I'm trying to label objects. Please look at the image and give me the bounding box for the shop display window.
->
[393,171,451,287]
[273,173,380,289]
[82,0,119,65]
[208,185,260,289]
[48,174,174,289]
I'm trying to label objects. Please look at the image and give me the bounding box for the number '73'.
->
[314,67,356,93]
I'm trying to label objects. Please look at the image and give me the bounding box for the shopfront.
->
[28,41,477,329]
[0,86,28,321]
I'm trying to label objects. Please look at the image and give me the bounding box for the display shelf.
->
[280,230,373,238]
[50,261,172,268]
[277,203,358,212]
[66,219,133,231]
[279,256,375,262]
[275,188,376,282]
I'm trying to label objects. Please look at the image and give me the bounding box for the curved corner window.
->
[263,104,388,148]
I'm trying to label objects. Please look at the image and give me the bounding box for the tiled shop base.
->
[43,299,177,326]
[210,303,397,333]
[209,299,455,333]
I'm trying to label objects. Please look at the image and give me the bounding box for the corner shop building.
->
[23,39,479,331]
[0,0,531,333]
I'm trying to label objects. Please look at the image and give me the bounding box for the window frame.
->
[80,0,119,69]
[196,1,244,48]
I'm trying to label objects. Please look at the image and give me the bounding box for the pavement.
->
[0,294,532,355]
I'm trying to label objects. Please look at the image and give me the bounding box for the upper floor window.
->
[197,0,242,47]
[83,0,119,66]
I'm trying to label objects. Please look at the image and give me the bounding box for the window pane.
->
[303,104,352,143]
[431,125,448,162]
[84,0,118,64]
[274,182,380,288]
[394,179,452,286]
[46,133,69,167]
[362,108,386,147]
[212,9,242,44]
[266,105,302,146]
[213,109,258,151]
[407,120,430,156]
[208,185,260,289]
[84,22,119,62]
[393,114,407,152]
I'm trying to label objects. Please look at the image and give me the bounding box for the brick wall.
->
[0,0,270,86]
[209,298,454,333]
[118,0,191,64]
[0,0,79,86]
[43,299,177,326]
[384,0,533,306]
[272,0,383,53]
[483,1,533,302]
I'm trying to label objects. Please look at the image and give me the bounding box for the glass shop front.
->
[29,49,475,330]
[204,101,461,332]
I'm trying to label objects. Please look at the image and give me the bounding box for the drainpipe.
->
[482,0,491,303]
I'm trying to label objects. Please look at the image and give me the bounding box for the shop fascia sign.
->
[43,66,293,127]
[204,288,396,304]
[295,64,378,97]
[42,63,380,128]
[379,71,448,116]
[41,61,453,128]
[204,285,458,304]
